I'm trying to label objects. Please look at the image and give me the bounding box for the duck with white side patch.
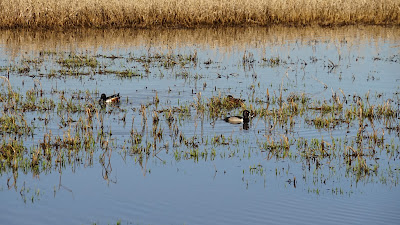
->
[224,110,250,124]
[99,93,120,104]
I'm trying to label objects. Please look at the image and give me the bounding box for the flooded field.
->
[0,26,399,224]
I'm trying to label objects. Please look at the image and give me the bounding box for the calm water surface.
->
[0,26,399,224]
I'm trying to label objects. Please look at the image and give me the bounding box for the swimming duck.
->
[224,110,250,124]
[99,93,120,104]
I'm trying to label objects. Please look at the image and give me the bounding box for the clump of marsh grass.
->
[57,54,98,69]
[0,113,33,135]
[0,0,398,29]
[0,139,25,168]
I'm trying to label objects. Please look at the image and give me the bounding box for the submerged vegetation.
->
[0,46,399,196]
[0,0,399,29]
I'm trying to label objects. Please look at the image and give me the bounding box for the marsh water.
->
[0,26,399,224]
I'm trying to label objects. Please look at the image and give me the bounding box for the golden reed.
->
[0,0,399,29]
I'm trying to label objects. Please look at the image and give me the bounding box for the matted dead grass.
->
[0,0,399,29]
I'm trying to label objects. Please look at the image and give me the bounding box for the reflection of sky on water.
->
[0,26,399,225]
[1,27,398,102]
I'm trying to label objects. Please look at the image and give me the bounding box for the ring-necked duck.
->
[99,93,120,104]
[224,110,250,124]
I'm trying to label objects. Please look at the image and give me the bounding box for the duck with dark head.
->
[224,110,250,124]
[99,93,120,105]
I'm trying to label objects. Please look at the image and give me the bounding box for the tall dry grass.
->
[0,0,399,29]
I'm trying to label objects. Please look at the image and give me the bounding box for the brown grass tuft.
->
[0,0,399,29]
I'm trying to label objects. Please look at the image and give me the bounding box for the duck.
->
[227,95,245,104]
[224,110,250,124]
[99,93,120,104]
[225,95,246,108]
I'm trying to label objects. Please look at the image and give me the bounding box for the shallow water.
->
[0,26,399,225]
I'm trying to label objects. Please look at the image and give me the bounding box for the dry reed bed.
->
[0,0,399,29]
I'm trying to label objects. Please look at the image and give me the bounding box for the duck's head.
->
[100,93,107,101]
[243,110,250,118]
